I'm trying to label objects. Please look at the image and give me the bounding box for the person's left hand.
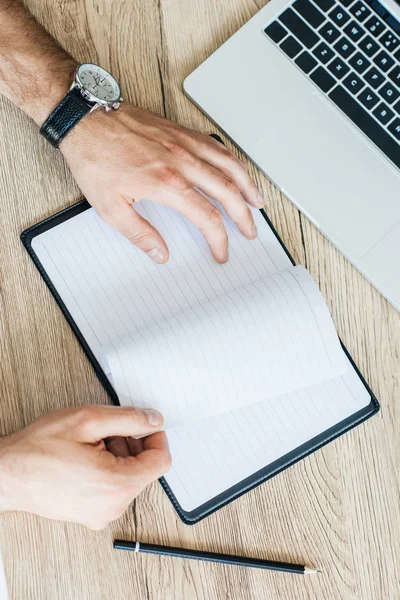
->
[60,103,264,264]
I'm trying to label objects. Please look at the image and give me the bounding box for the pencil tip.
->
[304,567,322,574]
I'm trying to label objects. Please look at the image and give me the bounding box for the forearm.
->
[0,0,77,125]
[0,3,262,268]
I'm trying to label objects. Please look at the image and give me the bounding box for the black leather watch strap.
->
[40,87,92,148]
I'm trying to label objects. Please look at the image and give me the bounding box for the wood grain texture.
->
[0,1,399,598]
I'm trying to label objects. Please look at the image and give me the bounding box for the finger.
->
[127,436,144,456]
[178,133,264,209]
[196,133,248,169]
[182,160,257,240]
[98,196,169,264]
[73,405,164,443]
[154,184,229,263]
[105,436,130,457]
[119,432,172,486]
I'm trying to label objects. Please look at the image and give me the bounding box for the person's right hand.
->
[0,405,171,530]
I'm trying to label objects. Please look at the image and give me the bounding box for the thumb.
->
[99,196,169,264]
[73,405,164,443]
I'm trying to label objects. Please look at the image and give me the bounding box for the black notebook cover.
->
[21,200,379,525]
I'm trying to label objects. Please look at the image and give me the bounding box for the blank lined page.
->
[166,360,370,511]
[107,266,347,428]
[31,201,372,513]
[32,202,289,370]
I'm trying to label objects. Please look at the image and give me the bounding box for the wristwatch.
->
[40,63,123,148]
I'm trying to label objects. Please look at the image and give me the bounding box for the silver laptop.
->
[184,0,400,310]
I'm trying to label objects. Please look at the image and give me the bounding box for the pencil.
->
[113,540,321,575]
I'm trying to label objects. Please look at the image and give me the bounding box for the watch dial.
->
[77,64,120,102]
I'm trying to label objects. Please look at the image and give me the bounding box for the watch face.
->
[77,64,120,103]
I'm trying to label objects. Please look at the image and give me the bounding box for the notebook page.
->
[107,266,347,428]
[30,202,371,512]
[32,204,289,369]
[165,360,371,511]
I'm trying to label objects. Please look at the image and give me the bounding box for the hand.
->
[60,103,264,264]
[0,405,171,530]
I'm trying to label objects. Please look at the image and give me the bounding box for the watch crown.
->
[112,102,121,110]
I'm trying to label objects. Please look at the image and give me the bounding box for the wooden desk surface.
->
[0,1,399,598]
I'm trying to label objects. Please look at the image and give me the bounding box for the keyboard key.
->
[358,34,380,56]
[393,99,400,114]
[379,82,400,104]
[295,51,318,73]
[334,36,356,58]
[373,101,394,124]
[344,20,366,42]
[328,56,350,78]
[310,65,336,91]
[279,9,320,48]
[329,6,351,27]
[313,41,335,63]
[350,1,371,22]
[319,21,341,43]
[343,72,365,93]
[339,0,353,7]
[313,0,335,11]
[395,48,400,61]
[293,0,325,27]
[264,21,288,43]
[349,52,371,73]
[358,87,379,109]
[280,35,303,57]
[329,85,400,168]
[379,31,399,53]
[388,66,400,87]
[373,50,395,72]
[388,117,400,140]
[364,16,385,37]
[364,66,385,88]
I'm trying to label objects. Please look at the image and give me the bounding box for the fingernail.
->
[143,409,163,427]
[251,223,258,238]
[147,247,166,264]
[257,193,264,208]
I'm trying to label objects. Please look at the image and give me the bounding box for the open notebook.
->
[22,199,378,523]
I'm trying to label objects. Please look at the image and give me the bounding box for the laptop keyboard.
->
[264,0,400,169]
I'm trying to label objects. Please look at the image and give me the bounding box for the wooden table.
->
[0,1,399,598]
